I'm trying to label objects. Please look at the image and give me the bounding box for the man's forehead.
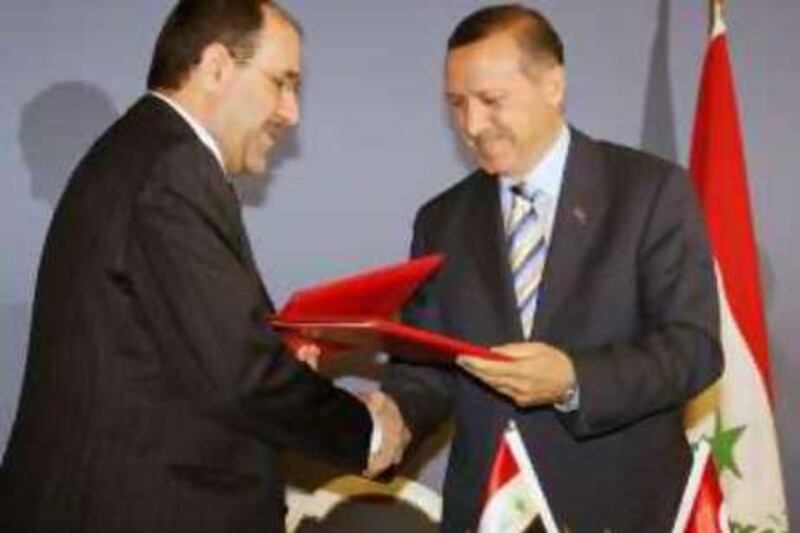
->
[446,52,524,86]
[254,9,302,68]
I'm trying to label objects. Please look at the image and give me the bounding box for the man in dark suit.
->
[379,5,724,532]
[0,1,403,531]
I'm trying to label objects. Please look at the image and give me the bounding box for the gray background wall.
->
[1,0,797,525]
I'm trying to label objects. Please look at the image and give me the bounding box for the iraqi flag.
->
[477,420,558,533]
[672,441,730,533]
[684,2,788,530]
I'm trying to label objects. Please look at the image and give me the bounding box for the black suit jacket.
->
[383,129,723,532]
[0,96,371,533]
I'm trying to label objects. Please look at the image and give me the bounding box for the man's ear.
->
[542,64,566,108]
[196,42,236,94]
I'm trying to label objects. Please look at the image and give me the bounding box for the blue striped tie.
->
[507,185,546,338]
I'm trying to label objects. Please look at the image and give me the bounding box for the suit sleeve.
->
[381,210,456,444]
[127,146,371,469]
[559,166,723,438]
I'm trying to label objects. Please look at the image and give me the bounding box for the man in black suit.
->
[0,1,403,531]
[379,5,724,532]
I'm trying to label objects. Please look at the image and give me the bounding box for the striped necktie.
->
[507,185,547,338]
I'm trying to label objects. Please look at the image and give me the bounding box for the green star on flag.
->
[706,411,746,479]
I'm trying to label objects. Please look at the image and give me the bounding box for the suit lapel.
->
[182,132,274,312]
[148,94,275,312]
[533,129,609,339]
[219,181,275,313]
[467,172,525,341]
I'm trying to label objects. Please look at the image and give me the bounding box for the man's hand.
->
[361,390,411,478]
[457,342,575,408]
[293,343,320,371]
[284,334,321,371]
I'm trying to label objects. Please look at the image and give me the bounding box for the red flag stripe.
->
[688,32,773,398]
[482,437,518,506]
[686,458,726,532]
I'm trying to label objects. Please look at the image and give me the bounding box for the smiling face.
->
[212,6,301,176]
[445,30,565,179]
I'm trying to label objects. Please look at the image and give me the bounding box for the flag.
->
[672,441,730,533]
[685,1,788,531]
[477,420,558,533]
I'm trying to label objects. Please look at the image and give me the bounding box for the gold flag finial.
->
[709,0,727,38]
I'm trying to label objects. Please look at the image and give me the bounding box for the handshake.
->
[292,333,579,478]
[293,345,412,479]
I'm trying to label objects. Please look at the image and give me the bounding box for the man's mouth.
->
[261,125,280,144]
[264,121,287,143]
[475,136,504,157]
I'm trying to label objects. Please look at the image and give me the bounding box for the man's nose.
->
[462,100,489,139]
[277,90,300,126]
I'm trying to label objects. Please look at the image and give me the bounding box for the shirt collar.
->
[500,123,570,200]
[149,91,227,174]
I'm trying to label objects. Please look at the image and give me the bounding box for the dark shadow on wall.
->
[0,302,32,454]
[19,81,119,207]
[640,0,678,164]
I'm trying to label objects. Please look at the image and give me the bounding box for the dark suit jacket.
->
[383,129,723,532]
[0,95,371,533]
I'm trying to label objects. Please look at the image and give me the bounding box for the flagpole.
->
[709,0,726,38]
[708,0,714,36]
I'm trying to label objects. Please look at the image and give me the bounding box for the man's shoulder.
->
[567,129,689,207]
[62,95,222,221]
[84,96,197,171]
[416,169,491,221]
[574,128,686,180]
[108,97,218,185]
[572,128,682,170]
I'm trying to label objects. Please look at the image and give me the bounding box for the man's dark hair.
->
[447,4,564,66]
[147,0,270,90]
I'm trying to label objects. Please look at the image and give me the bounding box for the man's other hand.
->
[361,390,411,478]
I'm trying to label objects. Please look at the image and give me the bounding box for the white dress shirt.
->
[149,91,226,174]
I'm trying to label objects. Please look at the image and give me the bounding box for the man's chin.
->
[241,154,271,177]
[478,158,510,176]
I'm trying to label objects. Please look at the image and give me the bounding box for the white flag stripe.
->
[686,268,787,527]
[478,475,540,533]
[717,505,732,533]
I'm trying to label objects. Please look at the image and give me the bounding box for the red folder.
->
[270,254,505,363]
